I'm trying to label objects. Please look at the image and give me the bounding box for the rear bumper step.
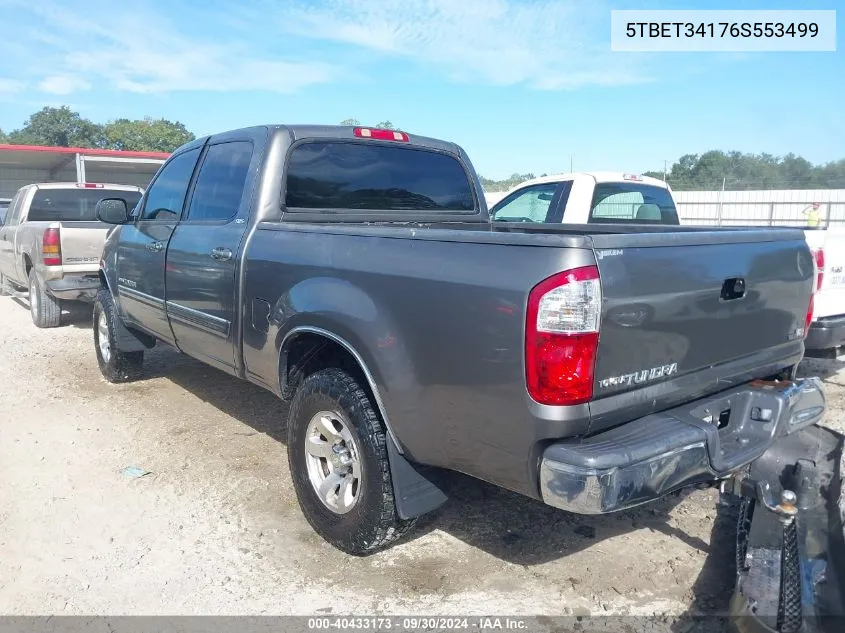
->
[806,315,845,351]
[45,275,100,301]
[539,377,826,514]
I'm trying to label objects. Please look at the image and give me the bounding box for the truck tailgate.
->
[588,228,813,406]
[59,221,111,271]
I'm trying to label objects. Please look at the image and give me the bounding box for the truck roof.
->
[183,124,464,157]
[510,172,671,190]
[25,182,144,191]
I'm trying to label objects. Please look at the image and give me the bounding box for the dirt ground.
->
[1,297,843,617]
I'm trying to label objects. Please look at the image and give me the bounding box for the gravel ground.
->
[1,297,843,617]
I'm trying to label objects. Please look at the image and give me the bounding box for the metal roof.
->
[0,143,169,174]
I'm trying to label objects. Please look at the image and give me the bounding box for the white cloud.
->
[284,0,651,89]
[38,75,91,95]
[0,78,26,97]
[5,2,338,95]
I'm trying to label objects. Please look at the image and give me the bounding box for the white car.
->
[487,172,680,225]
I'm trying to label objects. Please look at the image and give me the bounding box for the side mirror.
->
[96,198,130,225]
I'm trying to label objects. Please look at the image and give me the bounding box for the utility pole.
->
[663,160,668,181]
[570,156,573,173]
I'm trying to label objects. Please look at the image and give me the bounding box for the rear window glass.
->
[589,183,679,225]
[286,141,475,212]
[28,188,143,222]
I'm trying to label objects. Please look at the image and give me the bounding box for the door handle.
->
[146,241,164,252]
[210,247,233,262]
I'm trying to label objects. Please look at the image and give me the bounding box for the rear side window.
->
[186,141,253,222]
[589,183,679,225]
[28,188,143,222]
[285,141,475,212]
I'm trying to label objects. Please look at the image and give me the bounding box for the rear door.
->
[116,147,202,341]
[164,135,259,371]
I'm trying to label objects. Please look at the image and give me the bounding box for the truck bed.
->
[243,220,813,497]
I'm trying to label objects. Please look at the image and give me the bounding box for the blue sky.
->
[0,0,842,179]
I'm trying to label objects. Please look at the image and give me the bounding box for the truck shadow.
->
[145,345,716,567]
[10,296,94,329]
[669,496,741,630]
[798,355,845,383]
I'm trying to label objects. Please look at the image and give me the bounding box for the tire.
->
[93,289,144,383]
[287,368,415,555]
[28,270,62,328]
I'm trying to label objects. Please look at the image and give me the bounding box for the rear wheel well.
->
[280,333,377,407]
[23,254,32,276]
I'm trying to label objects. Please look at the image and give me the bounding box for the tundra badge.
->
[599,363,679,389]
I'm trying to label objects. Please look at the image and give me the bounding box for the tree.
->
[648,151,845,191]
[7,106,104,148]
[103,117,195,153]
[0,128,7,143]
[340,118,397,129]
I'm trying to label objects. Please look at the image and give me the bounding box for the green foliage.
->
[340,119,396,130]
[0,128,7,143]
[102,117,195,153]
[4,106,194,152]
[645,150,845,190]
[7,106,104,148]
[479,173,536,192]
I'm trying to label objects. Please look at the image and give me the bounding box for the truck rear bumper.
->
[806,315,845,351]
[45,274,100,301]
[539,377,826,514]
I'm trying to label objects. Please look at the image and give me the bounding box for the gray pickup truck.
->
[91,125,826,555]
[0,182,143,327]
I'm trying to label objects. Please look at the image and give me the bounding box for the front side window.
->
[186,141,253,222]
[491,184,558,222]
[140,148,201,221]
[286,141,475,212]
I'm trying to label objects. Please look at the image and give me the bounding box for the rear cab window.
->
[285,141,475,213]
[589,183,679,225]
[28,188,143,222]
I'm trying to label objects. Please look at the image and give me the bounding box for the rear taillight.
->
[42,227,61,266]
[803,248,822,338]
[812,248,825,292]
[525,266,601,406]
[805,294,814,338]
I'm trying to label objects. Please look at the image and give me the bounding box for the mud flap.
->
[385,434,448,520]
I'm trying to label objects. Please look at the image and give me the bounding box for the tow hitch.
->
[725,425,844,633]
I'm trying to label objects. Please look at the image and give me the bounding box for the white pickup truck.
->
[487,171,680,225]
[488,172,845,354]
[804,228,845,355]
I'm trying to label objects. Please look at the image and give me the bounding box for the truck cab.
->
[488,172,680,226]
